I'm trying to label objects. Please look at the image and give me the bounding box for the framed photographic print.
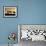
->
[3,6,17,18]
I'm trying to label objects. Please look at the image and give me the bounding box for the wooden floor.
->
[19,39,46,46]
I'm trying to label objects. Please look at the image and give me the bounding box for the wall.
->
[18,0,46,24]
[0,0,46,45]
[0,0,18,44]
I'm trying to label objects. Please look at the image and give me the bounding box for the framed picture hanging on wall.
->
[3,6,17,18]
